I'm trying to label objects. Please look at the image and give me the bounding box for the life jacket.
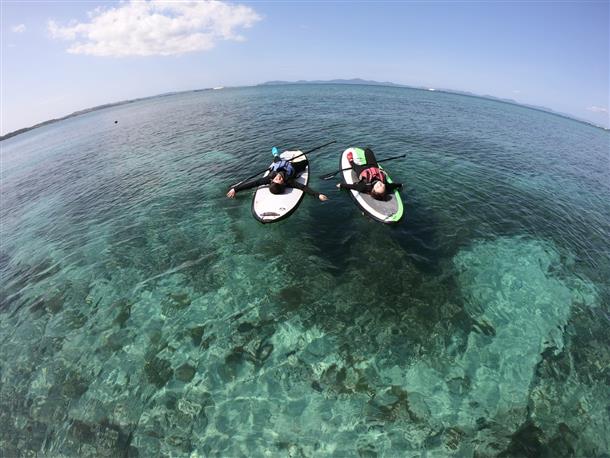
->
[359,166,386,184]
[270,159,295,178]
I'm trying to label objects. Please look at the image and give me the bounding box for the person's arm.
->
[289,180,328,201]
[336,181,372,193]
[227,177,270,198]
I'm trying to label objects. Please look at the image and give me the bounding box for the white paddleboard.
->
[252,150,308,224]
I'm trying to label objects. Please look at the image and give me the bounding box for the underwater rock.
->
[442,426,466,452]
[387,236,601,455]
[144,356,173,389]
[356,440,378,458]
[451,238,576,426]
[168,292,191,309]
[405,391,431,423]
[45,291,64,314]
[220,348,252,381]
[112,299,132,328]
[133,389,211,456]
[104,329,131,353]
[446,375,471,396]
[311,381,323,392]
[175,363,196,383]
[189,325,205,346]
[61,371,90,399]
[365,386,411,424]
[237,322,255,333]
[255,342,274,363]
[498,421,546,457]
[160,292,192,317]
[276,285,304,312]
[67,418,134,457]
[70,419,96,443]
[301,336,333,364]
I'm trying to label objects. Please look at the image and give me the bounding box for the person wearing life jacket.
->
[336,148,402,200]
[226,156,329,201]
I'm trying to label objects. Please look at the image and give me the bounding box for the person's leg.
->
[350,148,377,175]
[363,148,379,167]
[352,163,367,175]
[292,159,308,176]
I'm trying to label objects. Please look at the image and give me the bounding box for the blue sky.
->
[2,1,608,134]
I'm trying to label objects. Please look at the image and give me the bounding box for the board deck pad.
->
[341,147,404,224]
[252,150,308,224]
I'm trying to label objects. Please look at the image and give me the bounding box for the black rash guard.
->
[232,159,321,198]
[338,180,402,193]
[233,173,321,198]
[339,148,402,194]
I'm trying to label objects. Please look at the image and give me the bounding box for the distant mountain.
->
[260,78,407,88]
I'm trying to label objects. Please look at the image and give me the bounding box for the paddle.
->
[319,153,406,180]
[229,140,336,189]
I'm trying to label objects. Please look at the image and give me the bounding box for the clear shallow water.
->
[1,85,609,457]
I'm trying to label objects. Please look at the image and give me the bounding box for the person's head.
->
[272,172,285,185]
[269,172,286,194]
[269,182,285,194]
[370,180,386,200]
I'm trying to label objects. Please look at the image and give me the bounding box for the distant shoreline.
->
[1,100,137,141]
[0,89,209,141]
[2,80,607,140]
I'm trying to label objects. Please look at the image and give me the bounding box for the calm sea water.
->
[1,85,609,457]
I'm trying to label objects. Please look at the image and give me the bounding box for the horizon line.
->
[2,80,608,140]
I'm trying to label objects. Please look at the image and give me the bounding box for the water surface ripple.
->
[1,85,609,457]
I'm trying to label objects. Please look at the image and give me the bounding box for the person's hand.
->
[319,194,329,201]
[336,183,342,189]
[226,188,236,198]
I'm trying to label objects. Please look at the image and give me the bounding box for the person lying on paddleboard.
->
[336,148,402,200]
[226,156,329,201]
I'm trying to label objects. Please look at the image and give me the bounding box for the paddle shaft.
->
[230,140,336,189]
[319,154,406,180]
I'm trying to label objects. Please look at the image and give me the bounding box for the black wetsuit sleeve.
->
[289,179,320,198]
[339,181,372,193]
[233,176,271,193]
[387,182,403,192]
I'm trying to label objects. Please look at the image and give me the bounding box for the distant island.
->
[260,78,406,88]
[2,80,606,140]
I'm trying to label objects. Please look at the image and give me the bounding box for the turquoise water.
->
[1,84,609,457]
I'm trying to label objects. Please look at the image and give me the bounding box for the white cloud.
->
[587,106,608,114]
[12,24,26,33]
[48,0,261,57]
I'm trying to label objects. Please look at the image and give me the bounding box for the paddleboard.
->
[252,150,308,224]
[341,147,404,224]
